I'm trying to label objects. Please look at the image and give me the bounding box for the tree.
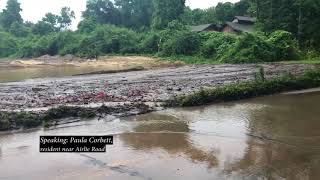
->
[182,7,217,25]
[58,7,75,30]
[32,6,74,35]
[152,0,186,29]
[296,0,320,49]
[234,0,251,16]
[42,13,59,31]
[32,21,56,35]
[82,0,120,25]
[114,0,154,29]
[9,21,29,37]
[77,18,97,33]
[0,0,23,30]
[215,2,234,23]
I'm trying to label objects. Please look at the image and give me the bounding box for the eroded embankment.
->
[166,68,320,107]
[0,63,315,130]
[0,104,151,131]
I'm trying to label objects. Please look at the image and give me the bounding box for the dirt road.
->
[0,63,313,111]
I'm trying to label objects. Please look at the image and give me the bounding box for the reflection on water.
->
[1,91,320,179]
[120,114,218,168]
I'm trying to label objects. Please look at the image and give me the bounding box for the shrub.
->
[76,34,100,58]
[140,32,160,53]
[56,31,82,56]
[0,118,11,131]
[16,34,58,58]
[200,32,237,58]
[75,25,141,58]
[159,30,201,56]
[0,31,17,58]
[303,50,320,60]
[268,30,300,60]
[15,112,41,128]
[220,33,276,63]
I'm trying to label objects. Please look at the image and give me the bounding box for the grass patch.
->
[281,60,320,65]
[166,68,320,107]
[159,55,221,65]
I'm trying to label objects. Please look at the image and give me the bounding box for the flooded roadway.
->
[0,65,116,83]
[1,90,320,180]
[0,63,313,111]
[0,56,177,83]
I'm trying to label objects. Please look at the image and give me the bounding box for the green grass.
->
[166,68,320,107]
[158,55,221,64]
[280,59,320,65]
[159,55,320,65]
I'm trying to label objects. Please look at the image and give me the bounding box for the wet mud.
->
[0,63,313,111]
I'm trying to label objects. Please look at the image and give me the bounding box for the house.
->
[190,16,256,34]
[232,16,256,24]
[222,16,256,34]
[190,24,222,32]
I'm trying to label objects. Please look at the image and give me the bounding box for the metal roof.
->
[234,16,256,23]
[224,22,254,33]
[190,24,219,32]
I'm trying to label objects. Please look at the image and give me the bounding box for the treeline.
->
[0,0,319,63]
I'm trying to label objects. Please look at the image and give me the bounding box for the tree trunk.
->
[298,1,302,41]
[256,0,260,20]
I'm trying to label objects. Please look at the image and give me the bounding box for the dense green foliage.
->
[152,0,186,29]
[0,0,319,63]
[256,0,320,50]
[166,68,320,107]
[0,0,23,30]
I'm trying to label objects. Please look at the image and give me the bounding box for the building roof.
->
[234,16,256,23]
[190,24,221,32]
[224,22,254,33]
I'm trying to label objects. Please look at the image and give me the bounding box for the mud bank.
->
[0,103,152,131]
[0,63,313,110]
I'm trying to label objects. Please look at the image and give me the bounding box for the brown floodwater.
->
[0,66,121,83]
[1,91,320,180]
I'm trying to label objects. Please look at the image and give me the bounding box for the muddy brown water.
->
[1,90,320,180]
[0,66,124,83]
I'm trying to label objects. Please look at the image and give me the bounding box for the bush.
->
[200,32,237,58]
[0,31,18,58]
[75,34,100,58]
[159,30,201,56]
[75,25,141,58]
[0,118,11,131]
[16,35,58,58]
[303,50,320,60]
[220,33,276,63]
[268,30,300,60]
[15,112,41,128]
[56,31,82,56]
[140,32,160,53]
